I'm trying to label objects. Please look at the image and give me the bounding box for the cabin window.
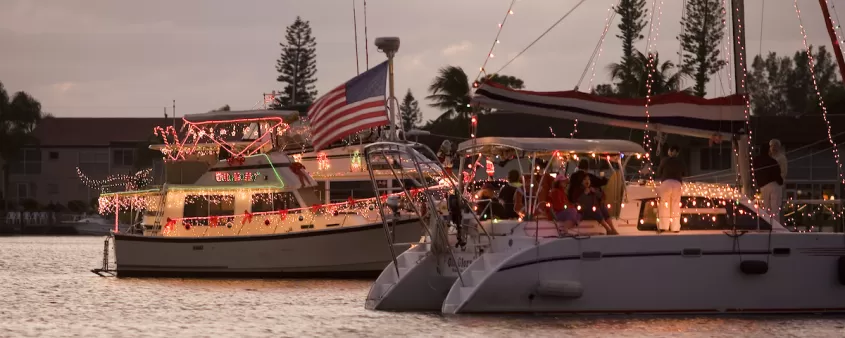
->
[251,192,299,213]
[329,180,377,202]
[637,197,771,231]
[183,195,235,226]
[699,148,732,171]
[391,179,420,191]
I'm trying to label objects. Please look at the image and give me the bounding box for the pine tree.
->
[679,0,726,97]
[399,90,422,132]
[615,0,649,96]
[276,16,318,106]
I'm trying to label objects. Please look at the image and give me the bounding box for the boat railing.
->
[364,141,489,283]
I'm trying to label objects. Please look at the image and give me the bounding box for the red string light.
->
[793,0,845,186]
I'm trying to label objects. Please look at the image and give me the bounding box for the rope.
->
[474,0,518,84]
[495,0,588,74]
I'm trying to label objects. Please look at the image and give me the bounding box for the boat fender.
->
[838,257,845,285]
[535,280,583,298]
[739,260,768,275]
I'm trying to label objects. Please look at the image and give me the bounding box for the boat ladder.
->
[91,235,116,277]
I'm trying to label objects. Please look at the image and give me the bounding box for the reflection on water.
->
[1,236,843,337]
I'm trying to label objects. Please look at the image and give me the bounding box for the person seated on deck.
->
[475,182,501,219]
[549,176,579,230]
[569,174,619,235]
[497,170,522,219]
[568,159,616,232]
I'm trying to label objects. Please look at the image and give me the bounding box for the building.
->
[5,117,181,209]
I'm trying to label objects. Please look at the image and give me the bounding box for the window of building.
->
[112,149,134,166]
[49,151,59,160]
[328,180,377,202]
[251,192,300,213]
[183,195,235,226]
[9,149,42,175]
[638,197,771,231]
[48,184,59,195]
[699,148,732,171]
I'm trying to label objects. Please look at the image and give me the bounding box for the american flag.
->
[308,61,389,150]
[264,91,277,103]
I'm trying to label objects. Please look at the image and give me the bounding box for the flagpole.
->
[375,37,400,140]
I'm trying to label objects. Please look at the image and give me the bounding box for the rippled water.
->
[1,236,844,337]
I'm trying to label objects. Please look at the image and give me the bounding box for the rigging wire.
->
[364,0,369,70]
[494,0,588,74]
[687,128,845,180]
[474,0,518,84]
[576,1,619,91]
[352,0,360,75]
[758,0,764,57]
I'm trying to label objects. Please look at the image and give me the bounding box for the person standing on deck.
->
[769,139,787,223]
[655,145,686,233]
[755,146,784,223]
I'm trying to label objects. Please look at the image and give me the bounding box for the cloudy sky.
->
[0,0,841,121]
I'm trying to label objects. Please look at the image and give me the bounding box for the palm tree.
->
[607,50,690,98]
[426,66,527,123]
[426,66,472,123]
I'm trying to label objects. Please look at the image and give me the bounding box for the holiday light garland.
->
[77,168,153,192]
[640,0,665,181]
[473,0,517,85]
[585,1,619,91]
[793,0,845,186]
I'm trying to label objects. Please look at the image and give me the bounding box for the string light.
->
[586,2,618,91]
[641,0,665,182]
[474,0,517,85]
[732,0,758,200]
[793,0,845,186]
[77,168,153,193]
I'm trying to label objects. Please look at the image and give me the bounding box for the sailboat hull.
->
[113,219,423,278]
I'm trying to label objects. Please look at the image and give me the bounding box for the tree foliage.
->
[425,66,526,130]
[399,90,423,132]
[276,16,318,106]
[748,46,844,116]
[614,0,649,95]
[679,0,726,97]
[607,51,690,97]
[0,81,44,205]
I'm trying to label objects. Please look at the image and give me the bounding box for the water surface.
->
[1,236,843,337]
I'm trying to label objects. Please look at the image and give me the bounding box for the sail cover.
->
[472,82,747,139]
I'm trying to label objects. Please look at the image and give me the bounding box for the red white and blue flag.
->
[308,61,389,150]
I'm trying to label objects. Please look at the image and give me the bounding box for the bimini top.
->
[472,82,746,140]
[183,109,300,123]
[457,137,645,155]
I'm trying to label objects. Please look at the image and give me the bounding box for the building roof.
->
[31,117,184,147]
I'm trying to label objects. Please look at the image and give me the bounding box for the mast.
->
[375,37,400,140]
[819,0,845,83]
[731,0,752,196]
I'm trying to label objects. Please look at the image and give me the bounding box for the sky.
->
[0,0,842,121]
